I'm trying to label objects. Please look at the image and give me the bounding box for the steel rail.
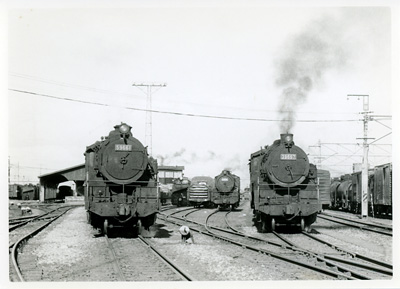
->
[138,236,193,281]
[269,230,392,277]
[319,212,392,231]
[11,207,73,282]
[164,209,392,275]
[219,211,371,280]
[165,207,200,218]
[317,215,392,236]
[159,211,355,280]
[104,236,127,281]
[9,209,60,232]
[302,231,392,270]
[9,205,77,231]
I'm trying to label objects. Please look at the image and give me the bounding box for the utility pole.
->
[347,94,373,218]
[309,139,322,169]
[132,82,167,156]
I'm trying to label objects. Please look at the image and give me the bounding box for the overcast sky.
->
[4,1,398,188]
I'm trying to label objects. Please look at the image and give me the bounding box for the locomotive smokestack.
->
[281,133,294,143]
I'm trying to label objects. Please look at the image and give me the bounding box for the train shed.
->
[38,164,85,202]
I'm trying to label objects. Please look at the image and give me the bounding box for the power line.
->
[9,88,362,123]
[9,72,362,116]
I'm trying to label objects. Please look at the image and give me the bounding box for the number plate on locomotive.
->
[280,153,297,160]
[115,144,132,151]
[221,177,229,181]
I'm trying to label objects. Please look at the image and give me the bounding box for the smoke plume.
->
[275,15,349,132]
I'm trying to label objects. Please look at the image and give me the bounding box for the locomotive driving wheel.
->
[300,217,305,231]
[103,219,109,235]
[271,218,276,231]
[261,218,267,233]
[86,211,91,224]
[134,220,142,237]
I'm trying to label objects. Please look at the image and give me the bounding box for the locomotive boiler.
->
[249,133,321,232]
[84,123,159,235]
[212,170,240,210]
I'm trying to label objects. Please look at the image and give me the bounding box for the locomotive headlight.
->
[119,124,130,134]
[285,135,292,142]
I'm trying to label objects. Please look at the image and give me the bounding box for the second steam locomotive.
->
[212,170,240,210]
[84,123,159,235]
[250,133,321,232]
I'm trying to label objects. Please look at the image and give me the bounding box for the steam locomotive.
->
[211,170,240,210]
[249,133,321,232]
[170,177,190,207]
[84,123,159,235]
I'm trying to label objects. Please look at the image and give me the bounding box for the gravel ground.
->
[312,218,392,263]
[150,219,332,280]
[13,201,392,282]
[17,206,119,281]
[158,202,334,280]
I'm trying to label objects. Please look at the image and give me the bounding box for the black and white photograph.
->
[2,0,399,288]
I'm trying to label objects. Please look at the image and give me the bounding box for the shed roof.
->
[38,163,85,178]
[158,165,185,171]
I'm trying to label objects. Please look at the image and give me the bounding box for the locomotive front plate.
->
[280,154,297,160]
[115,144,132,151]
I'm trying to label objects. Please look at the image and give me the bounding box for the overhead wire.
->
[9,72,363,116]
[9,88,361,123]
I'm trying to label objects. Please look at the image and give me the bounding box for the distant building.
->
[158,166,185,185]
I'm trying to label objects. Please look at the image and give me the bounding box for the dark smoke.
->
[275,15,348,132]
[156,148,186,165]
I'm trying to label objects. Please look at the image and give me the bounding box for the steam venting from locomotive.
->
[274,15,349,132]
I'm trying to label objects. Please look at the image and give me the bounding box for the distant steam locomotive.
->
[212,170,240,210]
[249,133,321,232]
[170,177,190,207]
[84,123,159,235]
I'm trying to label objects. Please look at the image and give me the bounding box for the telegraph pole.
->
[347,94,373,218]
[132,82,167,155]
[309,139,322,168]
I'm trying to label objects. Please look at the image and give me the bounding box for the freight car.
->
[84,123,159,235]
[171,177,190,207]
[317,169,331,209]
[371,163,392,216]
[330,162,392,217]
[211,170,240,210]
[187,176,214,207]
[249,133,321,232]
[333,174,353,210]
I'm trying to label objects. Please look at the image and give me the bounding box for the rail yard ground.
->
[9,200,393,282]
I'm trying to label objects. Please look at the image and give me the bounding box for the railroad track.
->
[318,212,392,236]
[224,210,392,279]
[208,210,387,280]
[9,207,73,282]
[104,235,193,281]
[160,206,392,280]
[159,209,355,280]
